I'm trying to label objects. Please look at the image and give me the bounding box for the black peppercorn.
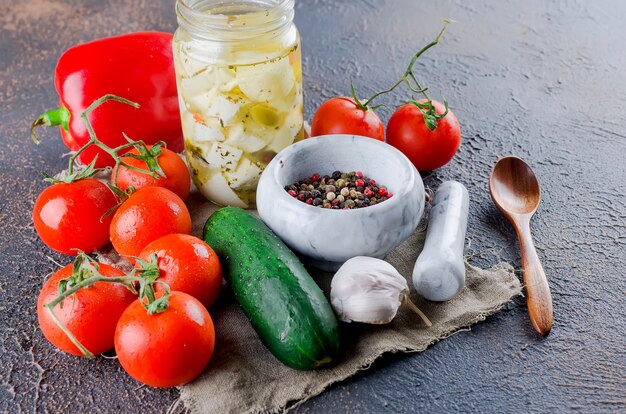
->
[285,171,393,210]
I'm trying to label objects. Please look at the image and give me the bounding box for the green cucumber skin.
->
[203,207,340,370]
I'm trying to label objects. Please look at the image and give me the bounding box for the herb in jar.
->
[284,171,393,209]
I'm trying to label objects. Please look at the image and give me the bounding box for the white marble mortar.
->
[257,134,425,271]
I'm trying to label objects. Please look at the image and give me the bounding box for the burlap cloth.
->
[171,193,522,414]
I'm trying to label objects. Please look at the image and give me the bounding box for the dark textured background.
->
[1,0,625,412]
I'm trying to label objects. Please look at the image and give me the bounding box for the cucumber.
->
[203,207,340,370]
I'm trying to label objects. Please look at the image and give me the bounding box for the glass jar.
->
[173,0,304,208]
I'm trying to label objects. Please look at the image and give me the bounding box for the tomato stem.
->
[46,94,167,191]
[352,19,453,131]
[44,252,170,358]
[45,306,96,359]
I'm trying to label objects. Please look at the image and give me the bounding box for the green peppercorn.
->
[346,199,356,208]
[340,188,350,197]
[337,194,345,203]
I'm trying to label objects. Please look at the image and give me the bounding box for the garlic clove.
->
[330,256,410,324]
[332,287,405,324]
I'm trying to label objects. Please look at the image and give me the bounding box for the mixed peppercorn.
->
[284,171,393,209]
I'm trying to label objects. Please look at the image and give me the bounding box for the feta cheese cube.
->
[226,123,268,153]
[267,124,296,153]
[224,158,262,191]
[187,87,219,113]
[197,171,248,209]
[181,67,238,112]
[285,105,304,137]
[181,66,237,96]
[193,117,225,142]
[206,94,243,126]
[201,142,243,170]
[237,57,296,102]
[265,108,303,153]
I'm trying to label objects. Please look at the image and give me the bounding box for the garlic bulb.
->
[330,256,432,326]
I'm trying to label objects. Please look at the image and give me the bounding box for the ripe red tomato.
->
[386,100,461,171]
[138,234,222,308]
[37,263,136,356]
[33,179,117,255]
[115,291,216,387]
[110,187,192,259]
[114,145,191,201]
[310,97,384,140]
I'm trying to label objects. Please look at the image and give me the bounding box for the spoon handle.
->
[516,219,553,335]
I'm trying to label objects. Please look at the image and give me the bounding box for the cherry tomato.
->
[37,263,136,356]
[138,234,222,308]
[386,100,461,171]
[115,145,191,201]
[110,187,192,259]
[115,291,216,387]
[33,179,117,255]
[310,97,384,140]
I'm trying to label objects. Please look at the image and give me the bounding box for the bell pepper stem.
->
[31,107,70,144]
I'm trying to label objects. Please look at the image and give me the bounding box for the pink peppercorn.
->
[306,197,313,204]
[356,171,363,178]
[364,187,374,197]
[355,179,365,187]
[311,173,321,182]
[378,187,387,197]
[369,179,377,186]
[288,190,297,197]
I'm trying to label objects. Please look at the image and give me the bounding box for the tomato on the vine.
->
[115,145,191,201]
[115,291,216,387]
[138,234,222,308]
[386,100,461,171]
[37,263,136,356]
[110,187,192,259]
[33,179,117,255]
[310,97,384,140]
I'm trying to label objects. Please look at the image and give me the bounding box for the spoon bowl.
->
[489,156,553,336]
[490,157,541,216]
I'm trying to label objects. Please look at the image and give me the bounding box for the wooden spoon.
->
[489,156,553,336]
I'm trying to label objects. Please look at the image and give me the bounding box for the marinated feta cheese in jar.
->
[174,0,304,208]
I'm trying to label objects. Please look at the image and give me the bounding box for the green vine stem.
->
[44,252,169,359]
[351,19,453,131]
[41,94,167,187]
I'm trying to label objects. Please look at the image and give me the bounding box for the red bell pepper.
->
[31,32,183,167]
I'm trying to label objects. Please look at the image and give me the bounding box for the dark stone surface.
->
[1,0,624,412]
